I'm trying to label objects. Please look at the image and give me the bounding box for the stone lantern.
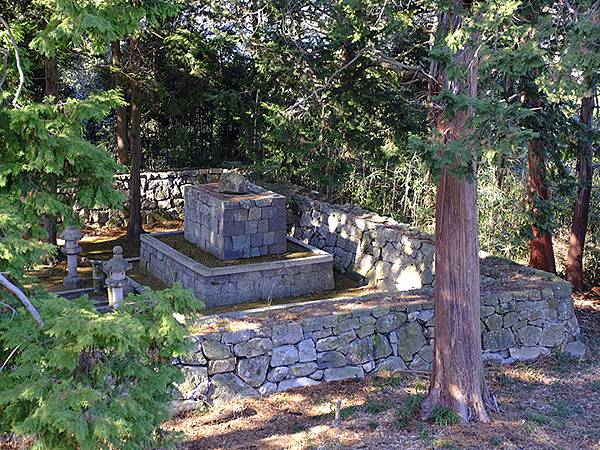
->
[103,246,132,309]
[60,226,83,289]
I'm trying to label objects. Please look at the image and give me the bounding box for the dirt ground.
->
[164,291,600,450]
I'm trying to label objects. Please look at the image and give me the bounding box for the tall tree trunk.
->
[421,3,496,424]
[111,41,129,164]
[125,35,143,240]
[566,93,595,291]
[527,137,557,273]
[422,163,496,423]
[43,57,58,246]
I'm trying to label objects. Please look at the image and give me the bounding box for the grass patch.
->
[292,423,307,433]
[590,381,600,392]
[431,407,460,426]
[432,438,459,449]
[552,399,583,418]
[395,393,425,428]
[488,435,502,447]
[372,371,409,389]
[524,410,550,425]
[157,233,313,268]
[548,349,576,372]
[367,420,380,430]
[363,399,392,415]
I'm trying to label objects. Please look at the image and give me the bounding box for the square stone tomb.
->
[184,184,287,260]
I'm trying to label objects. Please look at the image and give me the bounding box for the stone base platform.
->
[140,232,334,308]
[175,257,583,406]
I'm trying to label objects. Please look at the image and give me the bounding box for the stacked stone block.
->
[184,184,287,260]
[78,168,226,227]
[175,258,582,407]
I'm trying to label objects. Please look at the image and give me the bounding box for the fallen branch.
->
[0,273,44,328]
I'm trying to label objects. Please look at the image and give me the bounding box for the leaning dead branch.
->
[0,273,44,328]
[0,16,25,107]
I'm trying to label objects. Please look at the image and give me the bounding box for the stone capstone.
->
[539,324,566,347]
[277,377,320,392]
[346,337,374,365]
[515,326,542,346]
[298,339,317,362]
[272,322,303,346]
[233,338,273,358]
[208,357,236,375]
[267,366,289,383]
[376,356,407,372]
[323,366,364,382]
[316,351,347,369]
[202,340,231,360]
[315,331,355,352]
[375,313,407,334]
[218,172,248,194]
[288,362,318,378]
[178,366,209,400]
[373,334,393,359]
[482,328,516,352]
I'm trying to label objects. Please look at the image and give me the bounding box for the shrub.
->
[0,284,203,450]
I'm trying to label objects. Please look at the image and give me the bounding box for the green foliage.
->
[0,198,53,277]
[430,406,460,426]
[31,0,181,57]
[363,399,391,415]
[0,284,203,450]
[524,410,550,425]
[395,393,425,428]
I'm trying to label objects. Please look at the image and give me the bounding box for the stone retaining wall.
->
[176,258,583,406]
[287,192,434,291]
[78,168,226,227]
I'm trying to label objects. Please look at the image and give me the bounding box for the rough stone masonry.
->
[184,183,287,260]
[176,258,584,407]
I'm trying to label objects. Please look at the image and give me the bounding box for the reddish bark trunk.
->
[125,35,144,240]
[566,94,595,291]
[111,41,129,164]
[422,163,496,423]
[527,138,557,273]
[421,2,496,424]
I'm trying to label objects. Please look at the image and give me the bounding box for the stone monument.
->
[60,226,83,288]
[103,246,132,309]
[184,175,287,260]
[140,175,335,307]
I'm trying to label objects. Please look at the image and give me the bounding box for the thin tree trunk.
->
[566,93,595,291]
[125,35,143,240]
[527,137,557,273]
[43,57,58,246]
[421,3,496,424]
[111,41,129,164]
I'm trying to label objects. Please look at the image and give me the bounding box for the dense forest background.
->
[4,0,599,280]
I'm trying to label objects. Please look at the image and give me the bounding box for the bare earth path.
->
[164,291,600,450]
